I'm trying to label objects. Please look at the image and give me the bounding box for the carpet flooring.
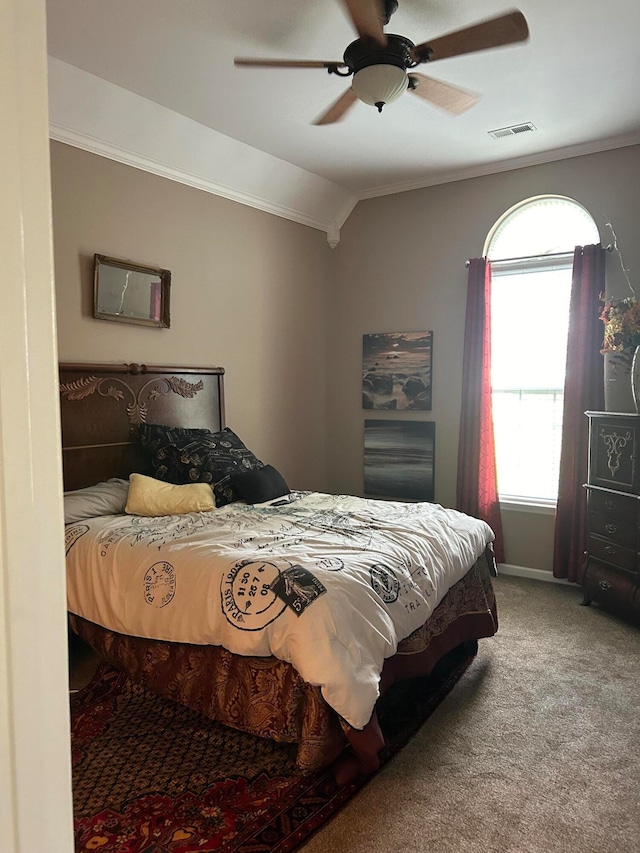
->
[70,638,477,853]
[299,575,640,853]
[70,576,640,853]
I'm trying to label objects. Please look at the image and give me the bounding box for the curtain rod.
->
[465,245,614,267]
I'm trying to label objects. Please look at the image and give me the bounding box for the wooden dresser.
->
[583,411,640,623]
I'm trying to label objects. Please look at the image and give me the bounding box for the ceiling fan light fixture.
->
[351,64,408,111]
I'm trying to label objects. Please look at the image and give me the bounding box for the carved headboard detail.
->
[59,362,225,490]
[60,373,206,425]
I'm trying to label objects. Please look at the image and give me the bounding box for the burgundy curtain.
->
[457,258,505,563]
[553,245,605,581]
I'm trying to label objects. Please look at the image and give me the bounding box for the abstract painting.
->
[364,420,435,501]
[362,331,433,410]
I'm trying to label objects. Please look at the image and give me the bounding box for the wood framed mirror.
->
[93,254,171,328]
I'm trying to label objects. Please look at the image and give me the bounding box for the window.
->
[485,196,599,507]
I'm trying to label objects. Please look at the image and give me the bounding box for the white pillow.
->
[64,478,130,524]
[125,473,216,517]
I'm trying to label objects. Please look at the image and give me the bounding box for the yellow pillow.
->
[125,473,215,517]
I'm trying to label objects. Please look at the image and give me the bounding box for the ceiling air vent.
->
[488,122,536,139]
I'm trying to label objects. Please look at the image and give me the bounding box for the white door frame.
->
[0,1,74,850]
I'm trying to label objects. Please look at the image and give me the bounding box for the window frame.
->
[490,254,574,510]
[484,195,599,510]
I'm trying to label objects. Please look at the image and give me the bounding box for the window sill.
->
[499,498,556,516]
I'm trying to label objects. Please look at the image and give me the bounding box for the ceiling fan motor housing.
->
[343,33,415,73]
[382,0,399,24]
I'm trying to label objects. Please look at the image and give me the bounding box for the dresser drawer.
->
[587,535,637,575]
[588,489,638,523]
[589,512,637,549]
[583,561,636,618]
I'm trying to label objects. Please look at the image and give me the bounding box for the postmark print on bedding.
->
[65,524,89,554]
[144,561,176,608]
[221,559,286,631]
[369,563,400,603]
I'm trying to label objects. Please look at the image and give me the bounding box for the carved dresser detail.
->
[582,412,640,624]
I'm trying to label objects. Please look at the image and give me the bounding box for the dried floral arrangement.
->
[599,224,637,361]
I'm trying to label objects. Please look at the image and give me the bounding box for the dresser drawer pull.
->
[599,580,613,591]
[604,500,617,510]
[605,524,618,535]
[604,545,616,555]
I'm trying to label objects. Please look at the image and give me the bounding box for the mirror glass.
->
[93,254,171,328]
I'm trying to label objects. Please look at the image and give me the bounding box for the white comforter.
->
[65,491,494,728]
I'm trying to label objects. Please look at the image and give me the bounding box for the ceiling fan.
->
[235,1,529,125]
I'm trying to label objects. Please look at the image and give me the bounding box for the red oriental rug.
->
[71,641,477,853]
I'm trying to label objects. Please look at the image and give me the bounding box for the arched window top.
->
[485,195,600,260]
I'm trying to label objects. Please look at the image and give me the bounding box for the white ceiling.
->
[46,0,640,200]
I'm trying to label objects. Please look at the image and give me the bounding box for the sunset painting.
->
[362,331,432,410]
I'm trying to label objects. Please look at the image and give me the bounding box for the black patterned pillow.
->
[138,423,213,462]
[143,426,263,507]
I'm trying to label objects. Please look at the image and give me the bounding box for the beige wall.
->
[51,141,331,492]
[51,140,640,574]
[326,144,640,572]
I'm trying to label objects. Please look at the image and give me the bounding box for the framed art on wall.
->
[364,419,435,501]
[362,331,433,410]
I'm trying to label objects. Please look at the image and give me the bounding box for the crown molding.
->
[47,58,357,245]
[355,133,640,200]
[49,123,337,234]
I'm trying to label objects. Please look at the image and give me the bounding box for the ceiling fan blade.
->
[341,0,387,45]
[235,58,347,69]
[408,73,480,115]
[313,88,358,125]
[412,9,529,64]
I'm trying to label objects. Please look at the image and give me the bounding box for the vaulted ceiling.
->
[46,0,640,239]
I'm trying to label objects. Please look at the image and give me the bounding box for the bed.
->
[61,361,498,781]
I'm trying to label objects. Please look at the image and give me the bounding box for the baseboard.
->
[497,563,572,585]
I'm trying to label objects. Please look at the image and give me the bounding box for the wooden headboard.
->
[59,362,225,490]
